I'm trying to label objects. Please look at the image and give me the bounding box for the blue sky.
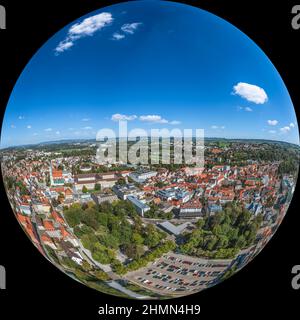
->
[1,0,299,147]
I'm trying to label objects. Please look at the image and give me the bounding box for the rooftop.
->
[159,221,190,236]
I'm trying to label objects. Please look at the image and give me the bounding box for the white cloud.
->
[238,106,253,112]
[280,126,291,133]
[82,126,93,130]
[55,12,113,54]
[27,125,32,129]
[268,130,276,134]
[233,82,268,104]
[279,123,296,134]
[81,118,90,122]
[55,131,60,135]
[33,133,38,136]
[44,128,52,132]
[18,115,25,120]
[169,120,181,125]
[55,41,74,53]
[211,125,225,130]
[11,124,16,129]
[267,120,278,126]
[140,115,168,124]
[112,32,125,40]
[121,22,142,34]
[69,13,113,36]
[111,22,142,41]
[111,113,180,125]
[111,113,137,121]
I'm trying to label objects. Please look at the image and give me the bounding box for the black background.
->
[0,0,299,317]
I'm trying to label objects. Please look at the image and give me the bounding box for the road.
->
[108,280,151,300]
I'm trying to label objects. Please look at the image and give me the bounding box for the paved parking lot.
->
[125,252,232,296]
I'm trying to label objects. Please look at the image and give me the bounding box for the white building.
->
[129,170,157,183]
[127,196,150,217]
[113,184,144,200]
[74,173,97,191]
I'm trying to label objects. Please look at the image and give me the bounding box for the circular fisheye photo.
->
[0,0,299,299]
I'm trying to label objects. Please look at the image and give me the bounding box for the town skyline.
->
[1,136,300,150]
[2,137,298,298]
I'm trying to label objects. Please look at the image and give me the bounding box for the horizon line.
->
[1,136,300,150]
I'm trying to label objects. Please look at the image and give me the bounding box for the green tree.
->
[112,260,127,275]
[94,183,101,191]
[132,232,144,245]
[94,270,110,281]
[64,207,83,227]
[81,260,92,272]
[117,177,126,185]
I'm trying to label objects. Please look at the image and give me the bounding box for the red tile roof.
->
[52,211,65,224]
[43,220,55,230]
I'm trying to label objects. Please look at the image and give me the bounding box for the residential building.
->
[113,184,144,200]
[92,192,118,204]
[179,198,203,218]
